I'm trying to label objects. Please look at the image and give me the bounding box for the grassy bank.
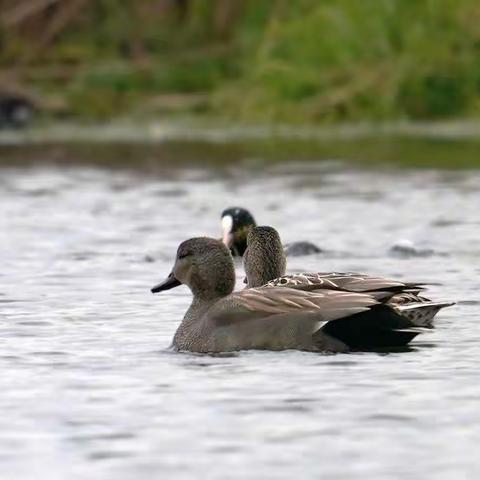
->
[2,1,480,123]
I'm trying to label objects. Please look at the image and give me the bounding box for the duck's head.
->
[221,207,256,256]
[244,226,286,288]
[151,237,235,300]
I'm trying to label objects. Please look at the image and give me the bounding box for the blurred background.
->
[1,0,480,125]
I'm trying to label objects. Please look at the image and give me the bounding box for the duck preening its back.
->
[151,237,439,353]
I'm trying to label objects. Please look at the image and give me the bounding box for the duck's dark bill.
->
[151,273,181,293]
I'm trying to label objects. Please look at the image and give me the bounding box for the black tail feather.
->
[320,304,420,349]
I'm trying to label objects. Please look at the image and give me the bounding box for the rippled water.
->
[1,159,479,480]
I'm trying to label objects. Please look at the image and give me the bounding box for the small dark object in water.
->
[389,239,434,258]
[284,241,322,257]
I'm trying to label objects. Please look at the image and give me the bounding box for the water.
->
[1,157,479,479]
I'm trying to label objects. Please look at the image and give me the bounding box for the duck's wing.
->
[268,273,457,327]
[209,287,379,326]
[205,287,382,352]
[206,287,420,351]
[388,291,430,304]
[266,272,425,294]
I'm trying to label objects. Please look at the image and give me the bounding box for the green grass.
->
[218,0,480,122]
[3,0,480,122]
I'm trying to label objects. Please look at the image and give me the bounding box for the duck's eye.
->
[178,251,191,259]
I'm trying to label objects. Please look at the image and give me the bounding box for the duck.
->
[243,226,455,327]
[151,237,427,353]
[221,207,322,257]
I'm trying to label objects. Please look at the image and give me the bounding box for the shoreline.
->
[1,119,480,170]
[2,119,480,146]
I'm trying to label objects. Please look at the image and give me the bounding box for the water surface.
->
[0,157,479,479]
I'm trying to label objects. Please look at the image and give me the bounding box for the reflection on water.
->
[0,156,479,480]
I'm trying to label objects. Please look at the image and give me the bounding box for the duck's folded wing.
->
[204,287,378,351]
[266,272,424,293]
[388,291,430,304]
[208,287,379,327]
[206,287,422,351]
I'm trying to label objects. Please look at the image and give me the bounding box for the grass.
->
[218,0,480,122]
[3,0,480,123]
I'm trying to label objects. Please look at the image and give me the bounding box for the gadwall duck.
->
[151,237,425,353]
[244,225,286,288]
[244,226,455,327]
[221,207,321,257]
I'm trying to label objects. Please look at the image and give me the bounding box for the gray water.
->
[1,159,479,480]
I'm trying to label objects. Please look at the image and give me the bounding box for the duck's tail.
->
[320,304,422,350]
[395,301,455,328]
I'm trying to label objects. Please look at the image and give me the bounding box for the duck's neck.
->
[245,245,286,287]
[184,296,213,324]
[172,295,220,351]
[232,238,247,256]
[232,227,251,256]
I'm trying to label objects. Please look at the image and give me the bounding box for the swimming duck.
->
[221,207,322,257]
[151,237,425,353]
[243,226,455,327]
[221,207,256,256]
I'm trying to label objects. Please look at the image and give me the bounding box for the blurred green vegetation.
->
[2,0,480,122]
